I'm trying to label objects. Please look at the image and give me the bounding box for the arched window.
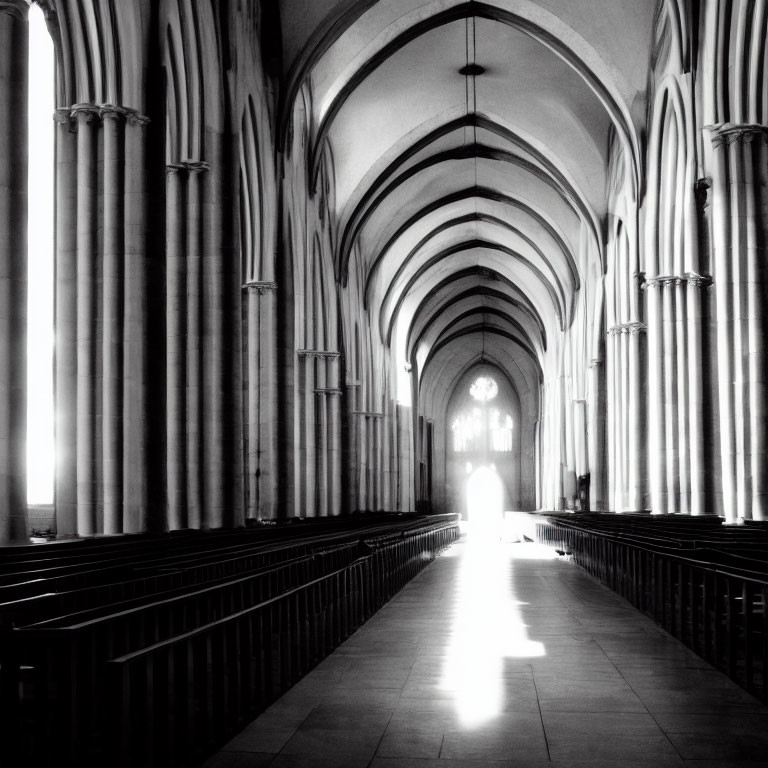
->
[451,376,513,454]
[26,3,55,504]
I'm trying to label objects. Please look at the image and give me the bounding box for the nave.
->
[206,538,768,768]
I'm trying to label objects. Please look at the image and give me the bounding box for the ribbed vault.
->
[276,0,656,512]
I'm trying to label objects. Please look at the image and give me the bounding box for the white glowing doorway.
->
[466,466,503,538]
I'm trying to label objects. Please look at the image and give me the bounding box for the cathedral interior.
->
[2,0,768,766]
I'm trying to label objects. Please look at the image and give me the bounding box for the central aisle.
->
[205,538,768,768]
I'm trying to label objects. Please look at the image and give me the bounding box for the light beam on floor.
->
[441,541,546,728]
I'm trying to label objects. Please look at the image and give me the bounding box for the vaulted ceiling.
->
[279,0,656,406]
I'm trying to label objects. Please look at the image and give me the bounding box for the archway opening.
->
[466,465,503,539]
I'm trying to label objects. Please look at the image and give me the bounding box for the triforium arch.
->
[1,0,768,541]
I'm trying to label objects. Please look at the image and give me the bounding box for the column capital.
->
[607,321,647,336]
[298,349,341,360]
[70,103,101,124]
[314,388,344,396]
[125,109,150,127]
[0,0,29,20]
[53,107,75,130]
[641,272,712,289]
[99,104,130,122]
[707,122,768,148]
[181,159,209,173]
[242,280,277,294]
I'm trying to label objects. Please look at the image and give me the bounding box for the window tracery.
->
[452,377,513,453]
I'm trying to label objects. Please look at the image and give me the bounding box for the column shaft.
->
[747,136,768,519]
[317,391,329,517]
[675,282,690,515]
[710,135,737,522]
[259,287,278,519]
[246,286,259,520]
[101,109,124,534]
[304,357,316,516]
[687,283,705,515]
[729,137,750,519]
[327,378,341,516]
[616,333,627,509]
[54,114,78,535]
[122,115,148,533]
[587,361,605,511]
[203,145,225,529]
[663,284,678,513]
[0,3,28,542]
[647,284,665,513]
[75,107,99,536]
[166,165,187,529]
[628,329,644,510]
[186,168,203,528]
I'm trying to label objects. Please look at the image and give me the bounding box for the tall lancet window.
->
[451,376,513,454]
[27,3,54,505]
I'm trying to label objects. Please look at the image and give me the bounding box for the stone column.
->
[382,401,393,511]
[298,349,340,517]
[73,104,100,536]
[619,328,629,509]
[606,330,619,509]
[327,357,342,516]
[745,131,768,520]
[374,412,384,510]
[675,279,690,515]
[244,282,259,521]
[0,0,28,542]
[258,282,278,519]
[627,322,646,510]
[54,108,77,535]
[166,163,187,530]
[100,106,125,534]
[202,143,225,529]
[185,161,207,528]
[685,275,708,516]
[317,388,329,516]
[344,382,360,513]
[662,281,678,514]
[645,279,665,513]
[708,124,768,522]
[396,402,412,510]
[122,111,149,533]
[243,281,279,520]
[587,359,605,511]
[299,352,316,517]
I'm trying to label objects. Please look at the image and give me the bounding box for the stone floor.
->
[203,536,768,768]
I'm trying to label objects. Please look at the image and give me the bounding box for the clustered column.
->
[0,0,28,542]
[54,103,149,537]
[644,273,708,516]
[606,322,646,510]
[166,158,242,530]
[243,280,278,520]
[709,124,768,522]
[297,349,342,516]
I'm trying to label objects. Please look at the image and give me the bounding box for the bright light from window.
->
[452,407,513,453]
[27,4,55,505]
[470,375,497,402]
[466,466,503,537]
